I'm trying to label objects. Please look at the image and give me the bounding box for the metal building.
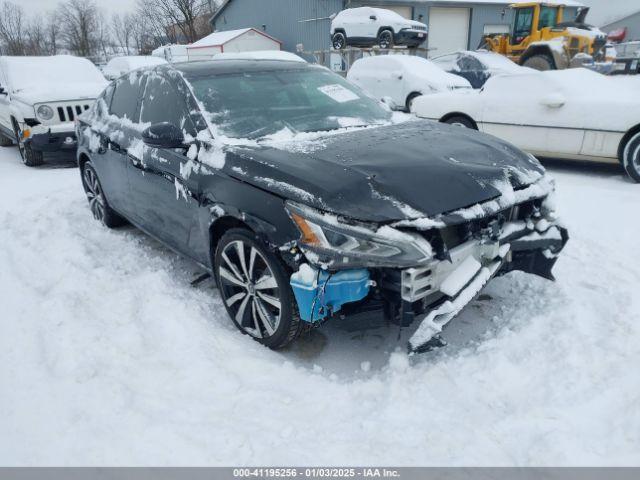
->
[601,10,640,42]
[209,0,581,57]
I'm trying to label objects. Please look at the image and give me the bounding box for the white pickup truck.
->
[0,55,107,166]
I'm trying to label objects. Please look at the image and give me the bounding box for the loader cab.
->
[509,3,564,46]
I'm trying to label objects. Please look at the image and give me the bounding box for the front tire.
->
[622,131,640,183]
[522,54,555,71]
[12,119,43,167]
[378,29,394,49]
[444,115,476,129]
[332,32,346,50]
[81,161,125,228]
[214,229,303,350]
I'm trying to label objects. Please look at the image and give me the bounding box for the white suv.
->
[331,7,427,50]
[0,55,107,166]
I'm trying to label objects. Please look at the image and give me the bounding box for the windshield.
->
[185,67,392,139]
[3,56,105,91]
[539,6,559,29]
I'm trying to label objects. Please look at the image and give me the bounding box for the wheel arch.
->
[618,123,640,163]
[405,91,422,111]
[440,112,478,130]
[377,26,394,36]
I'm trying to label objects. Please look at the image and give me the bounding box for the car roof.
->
[159,59,315,77]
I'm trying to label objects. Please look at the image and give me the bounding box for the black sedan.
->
[76,59,567,353]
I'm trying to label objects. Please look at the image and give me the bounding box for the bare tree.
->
[45,12,62,55]
[112,13,133,55]
[0,1,27,55]
[137,0,211,45]
[58,0,100,57]
[25,17,46,55]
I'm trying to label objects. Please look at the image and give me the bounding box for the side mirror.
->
[0,86,6,95]
[142,122,185,149]
[369,15,377,21]
[540,92,566,108]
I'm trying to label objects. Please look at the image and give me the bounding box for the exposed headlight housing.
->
[36,105,54,121]
[286,202,433,268]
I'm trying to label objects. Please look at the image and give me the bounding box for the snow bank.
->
[0,147,639,466]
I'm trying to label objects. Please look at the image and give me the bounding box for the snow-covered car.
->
[331,7,427,50]
[431,50,534,89]
[76,59,567,353]
[411,68,640,182]
[0,55,108,166]
[102,56,167,80]
[347,55,472,110]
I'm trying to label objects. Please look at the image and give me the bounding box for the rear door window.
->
[109,72,144,121]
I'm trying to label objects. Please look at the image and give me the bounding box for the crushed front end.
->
[285,175,568,354]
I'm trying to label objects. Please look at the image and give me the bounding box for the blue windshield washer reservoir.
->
[290,265,371,322]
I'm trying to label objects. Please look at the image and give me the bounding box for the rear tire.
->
[621,131,640,183]
[443,115,476,129]
[378,29,394,49]
[332,32,346,50]
[522,54,555,71]
[214,228,303,350]
[81,161,125,228]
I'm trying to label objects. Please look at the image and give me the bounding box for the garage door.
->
[427,7,470,57]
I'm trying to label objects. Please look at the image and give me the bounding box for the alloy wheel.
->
[379,31,393,49]
[83,167,106,223]
[218,240,282,339]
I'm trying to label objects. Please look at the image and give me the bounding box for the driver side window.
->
[140,74,196,137]
[512,7,534,44]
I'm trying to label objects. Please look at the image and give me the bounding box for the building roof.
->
[210,0,585,25]
[188,28,281,50]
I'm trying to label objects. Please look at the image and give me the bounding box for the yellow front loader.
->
[481,2,608,70]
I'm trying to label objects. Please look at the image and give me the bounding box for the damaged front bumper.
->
[405,221,568,352]
[288,183,568,353]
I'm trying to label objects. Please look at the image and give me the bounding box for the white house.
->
[186,28,282,61]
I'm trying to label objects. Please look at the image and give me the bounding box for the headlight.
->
[286,202,433,268]
[36,105,54,121]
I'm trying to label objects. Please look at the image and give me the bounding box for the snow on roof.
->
[190,28,251,47]
[107,56,167,71]
[211,51,306,63]
[0,55,106,91]
[189,28,281,49]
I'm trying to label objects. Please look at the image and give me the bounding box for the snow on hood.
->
[220,120,547,223]
[0,55,108,103]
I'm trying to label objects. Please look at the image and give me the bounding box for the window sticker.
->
[317,84,360,103]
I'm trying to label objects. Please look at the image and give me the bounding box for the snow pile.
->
[0,147,639,465]
[211,51,306,63]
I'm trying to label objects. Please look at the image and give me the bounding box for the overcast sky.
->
[21,0,637,26]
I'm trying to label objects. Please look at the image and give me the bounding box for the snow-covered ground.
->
[0,147,639,466]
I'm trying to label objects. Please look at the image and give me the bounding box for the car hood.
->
[11,82,107,105]
[221,120,545,223]
[406,20,428,30]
